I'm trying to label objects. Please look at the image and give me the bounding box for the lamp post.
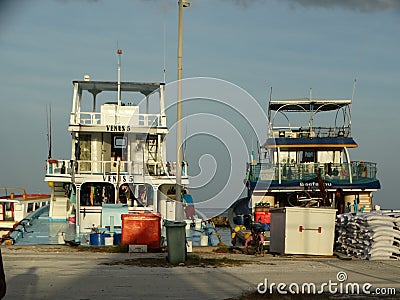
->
[176,0,190,204]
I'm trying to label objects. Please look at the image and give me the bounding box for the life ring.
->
[342,169,349,176]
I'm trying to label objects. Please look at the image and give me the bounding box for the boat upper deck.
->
[45,78,188,181]
[268,97,353,146]
[69,80,167,131]
[269,98,352,112]
[74,81,161,95]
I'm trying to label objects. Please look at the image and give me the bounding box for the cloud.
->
[286,0,400,12]
[57,0,100,2]
[220,0,400,12]
[219,0,265,8]
[51,0,400,12]
[139,0,175,12]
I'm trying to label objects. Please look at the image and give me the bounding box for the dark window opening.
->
[80,183,115,206]
[301,150,316,163]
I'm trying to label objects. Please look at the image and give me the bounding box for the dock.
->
[2,245,399,299]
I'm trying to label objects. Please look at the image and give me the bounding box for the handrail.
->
[270,126,351,138]
[0,188,27,194]
[0,196,50,203]
[72,112,162,127]
[46,159,188,177]
[0,188,27,200]
[248,161,378,183]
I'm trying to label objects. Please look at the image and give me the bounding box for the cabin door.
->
[111,134,128,172]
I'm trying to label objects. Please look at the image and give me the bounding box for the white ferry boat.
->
[230,91,381,246]
[44,72,197,243]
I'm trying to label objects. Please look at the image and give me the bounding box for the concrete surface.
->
[1,246,400,299]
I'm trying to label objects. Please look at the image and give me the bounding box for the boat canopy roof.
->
[269,98,352,112]
[73,81,163,96]
[263,137,358,149]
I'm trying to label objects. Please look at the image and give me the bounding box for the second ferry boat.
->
[246,90,381,212]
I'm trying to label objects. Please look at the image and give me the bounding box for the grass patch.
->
[75,244,163,253]
[76,244,129,253]
[213,246,247,254]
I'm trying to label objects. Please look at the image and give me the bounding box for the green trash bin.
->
[165,221,187,264]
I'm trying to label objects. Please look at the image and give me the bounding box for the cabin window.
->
[119,183,154,207]
[274,151,296,164]
[301,150,316,163]
[317,151,342,163]
[118,184,129,204]
[80,183,115,206]
[79,134,92,172]
[111,134,127,160]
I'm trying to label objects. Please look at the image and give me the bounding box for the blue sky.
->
[0,0,399,209]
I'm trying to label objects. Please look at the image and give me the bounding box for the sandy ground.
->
[1,245,400,299]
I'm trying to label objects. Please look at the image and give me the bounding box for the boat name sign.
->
[106,125,131,132]
[300,181,332,188]
[102,175,134,183]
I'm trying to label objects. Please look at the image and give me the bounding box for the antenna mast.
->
[267,86,273,136]
[117,49,122,107]
[350,78,357,128]
[351,78,357,102]
[47,104,52,159]
[309,88,314,130]
[163,16,167,83]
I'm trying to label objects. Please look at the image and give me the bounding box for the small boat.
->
[0,188,50,244]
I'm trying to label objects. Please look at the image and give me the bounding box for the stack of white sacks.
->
[335,211,400,260]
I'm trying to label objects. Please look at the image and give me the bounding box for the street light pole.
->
[176,0,189,204]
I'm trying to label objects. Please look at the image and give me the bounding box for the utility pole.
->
[176,0,190,203]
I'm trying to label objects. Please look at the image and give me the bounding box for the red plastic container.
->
[254,211,271,224]
[121,213,161,249]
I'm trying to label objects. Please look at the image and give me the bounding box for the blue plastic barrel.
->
[191,235,201,247]
[90,233,110,246]
[113,233,122,245]
[236,214,244,225]
[262,223,270,231]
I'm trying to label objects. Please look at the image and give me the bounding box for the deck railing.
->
[46,159,187,177]
[71,112,162,127]
[248,161,377,183]
[270,126,351,138]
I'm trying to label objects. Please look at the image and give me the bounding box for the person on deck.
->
[335,188,345,215]
[182,189,195,220]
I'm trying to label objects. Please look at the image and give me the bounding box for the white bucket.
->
[185,220,192,231]
[104,237,113,246]
[200,235,208,246]
[195,219,202,230]
[57,232,66,244]
[186,240,193,253]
